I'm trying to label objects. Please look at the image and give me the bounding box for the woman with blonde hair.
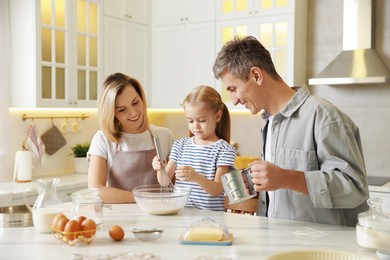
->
[152,85,236,211]
[88,73,174,203]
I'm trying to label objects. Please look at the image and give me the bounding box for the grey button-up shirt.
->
[258,86,369,226]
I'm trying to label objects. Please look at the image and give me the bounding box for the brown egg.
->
[51,213,66,231]
[109,225,125,241]
[64,220,81,241]
[80,219,97,238]
[75,215,87,225]
[56,217,69,233]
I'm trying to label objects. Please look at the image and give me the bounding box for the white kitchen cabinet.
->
[152,22,216,108]
[103,0,150,25]
[103,16,151,98]
[216,0,294,20]
[151,0,216,108]
[215,0,307,107]
[10,0,103,108]
[153,0,215,26]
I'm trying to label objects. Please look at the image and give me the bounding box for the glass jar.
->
[71,188,108,225]
[356,197,390,249]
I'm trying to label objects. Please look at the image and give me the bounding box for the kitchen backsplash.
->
[2,108,263,181]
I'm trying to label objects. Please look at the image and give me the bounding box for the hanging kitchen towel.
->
[25,123,46,168]
[41,125,67,155]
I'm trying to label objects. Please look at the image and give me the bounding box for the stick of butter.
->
[185,227,224,241]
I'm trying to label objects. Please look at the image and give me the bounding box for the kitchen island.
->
[0,203,377,259]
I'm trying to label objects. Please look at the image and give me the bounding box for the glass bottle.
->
[24,178,63,233]
[33,178,62,209]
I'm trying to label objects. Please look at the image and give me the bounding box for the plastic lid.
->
[182,217,230,242]
[71,188,100,200]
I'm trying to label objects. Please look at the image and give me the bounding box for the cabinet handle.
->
[180,18,183,21]
[185,17,188,21]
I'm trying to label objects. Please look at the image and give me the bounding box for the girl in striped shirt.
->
[152,85,236,211]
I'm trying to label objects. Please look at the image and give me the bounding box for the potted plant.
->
[70,142,90,174]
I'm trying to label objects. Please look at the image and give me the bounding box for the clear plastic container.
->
[70,188,107,225]
[179,217,232,245]
[356,197,390,249]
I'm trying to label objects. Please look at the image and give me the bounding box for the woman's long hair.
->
[98,73,149,144]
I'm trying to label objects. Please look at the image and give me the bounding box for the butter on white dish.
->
[184,227,224,242]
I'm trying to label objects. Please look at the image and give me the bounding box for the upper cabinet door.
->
[152,22,215,108]
[102,0,151,104]
[72,0,101,107]
[103,16,151,101]
[10,0,103,108]
[103,0,150,24]
[154,0,215,26]
[216,0,294,20]
[151,0,216,108]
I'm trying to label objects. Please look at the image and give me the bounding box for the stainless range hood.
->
[308,0,390,85]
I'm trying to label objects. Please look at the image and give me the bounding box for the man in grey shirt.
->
[213,36,369,226]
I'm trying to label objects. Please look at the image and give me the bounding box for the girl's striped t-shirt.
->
[169,137,236,211]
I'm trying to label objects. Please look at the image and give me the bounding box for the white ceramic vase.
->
[73,157,88,174]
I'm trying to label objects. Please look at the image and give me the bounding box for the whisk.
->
[153,133,174,193]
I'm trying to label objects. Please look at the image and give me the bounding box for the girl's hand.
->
[175,166,198,182]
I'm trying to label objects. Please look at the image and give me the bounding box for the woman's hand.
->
[175,166,198,182]
[152,155,165,172]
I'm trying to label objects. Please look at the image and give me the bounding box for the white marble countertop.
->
[368,181,390,193]
[0,203,378,260]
